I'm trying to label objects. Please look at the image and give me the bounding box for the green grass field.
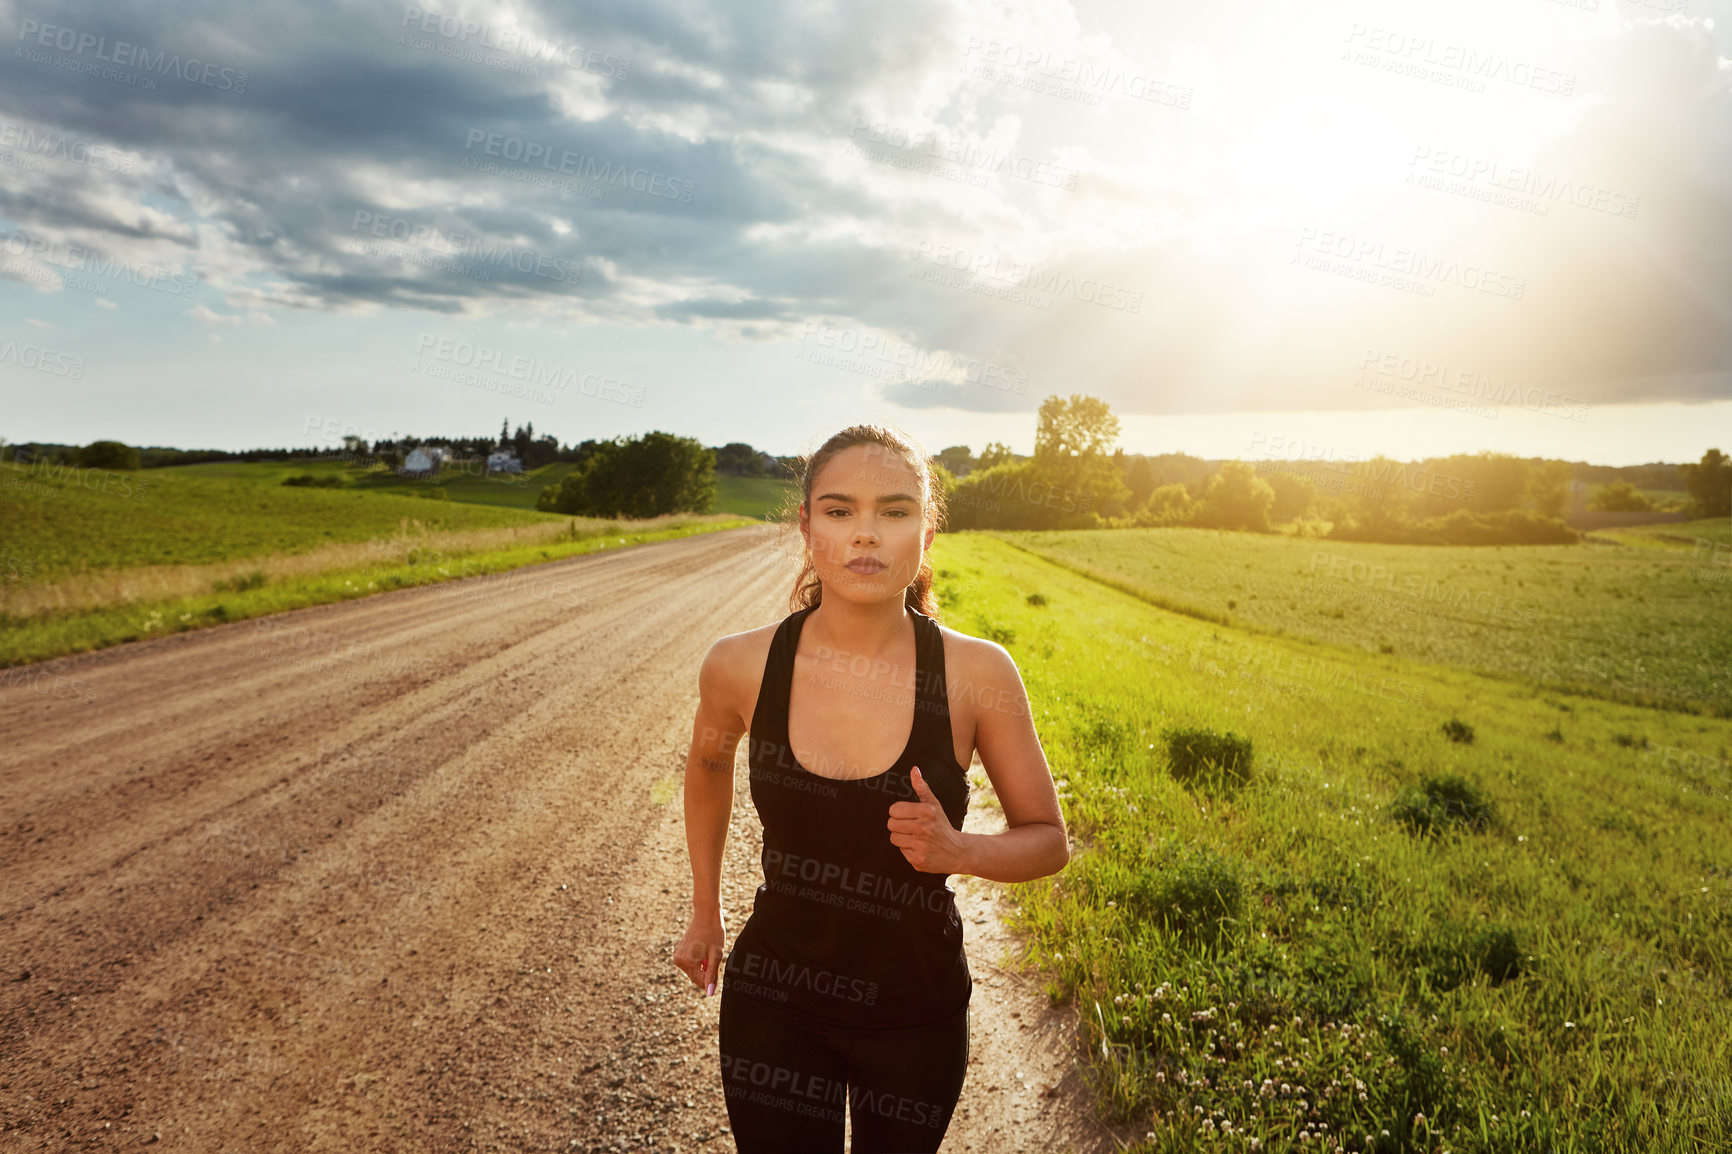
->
[0,458,754,666]
[0,458,795,583]
[928,532,1731,1154]
[989,526,1732,717]
[1,458,554,577]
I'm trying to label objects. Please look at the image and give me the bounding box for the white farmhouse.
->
[403,446,450,474]
[487,449,524,474]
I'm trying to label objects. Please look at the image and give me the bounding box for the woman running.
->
[673,423,1070,1153]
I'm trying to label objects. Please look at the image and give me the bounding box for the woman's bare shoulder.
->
[699,619,783,709]
[933,620,1019,682]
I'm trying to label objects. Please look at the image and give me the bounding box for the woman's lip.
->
[845,559,886,573]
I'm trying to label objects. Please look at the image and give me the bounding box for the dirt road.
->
[1,526,1127,1153]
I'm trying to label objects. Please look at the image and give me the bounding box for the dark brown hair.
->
[778,424,946,618]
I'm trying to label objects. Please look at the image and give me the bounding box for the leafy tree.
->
[976,441,1015,469]
[74,440,140,470]
[1035,393,1120,464]
[1032,394,1131,517]
[936,444,973,475]
[714,442,765,476]
[1121,454,1158,510]
[1194,461,1275,532]
[1526,459,1572,518]
[1138,483,1196,526]
[538,431,715,517]
[1466,452,1527,513]
[1588,481,1654,512]
[1680,448,1731,518]
[1265,471,1317,524]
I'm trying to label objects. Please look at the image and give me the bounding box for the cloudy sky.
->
[1,0,1729,465]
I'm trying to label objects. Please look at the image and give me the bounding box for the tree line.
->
[939,396,1731,544]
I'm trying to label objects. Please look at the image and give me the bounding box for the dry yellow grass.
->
[2,514,720,618]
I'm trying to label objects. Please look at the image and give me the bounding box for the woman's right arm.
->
[673,637,749,996]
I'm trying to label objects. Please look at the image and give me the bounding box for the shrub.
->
[1441,718,1475,744]
[541,431,715,517]
[1192,462,1274,532]
[1408,921,1528,990]
[74,440,140,470]
[1390,773,1496,836]
[1122,842,1244,939]
[1163,726,1253,789]
[1588,481,1654,512]
[282,474,343,488]
[946,459,1102,530]
[1472,923,1526,985]
[1136,483,1197,527]
[1025,592,1048,607]
[1329,508,1577,546]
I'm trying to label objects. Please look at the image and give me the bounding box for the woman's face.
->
[801,443,933,605]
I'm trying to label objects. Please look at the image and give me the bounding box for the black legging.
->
[718,985,970,1153]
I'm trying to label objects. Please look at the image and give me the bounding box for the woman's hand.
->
[674,910,726,996]
[887,766,970,874]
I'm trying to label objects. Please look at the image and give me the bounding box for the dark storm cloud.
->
[0,1,1728,414]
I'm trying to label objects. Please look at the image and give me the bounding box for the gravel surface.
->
[1,525,1129,1152]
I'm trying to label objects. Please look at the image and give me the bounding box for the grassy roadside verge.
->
[0,515,753,669]
[928,532,1731,1154]
[985,526,1732,718]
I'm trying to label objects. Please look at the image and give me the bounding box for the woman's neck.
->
[805,595,910,659]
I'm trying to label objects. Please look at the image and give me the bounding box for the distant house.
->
[403,446,450,474]
[487,449,523,474]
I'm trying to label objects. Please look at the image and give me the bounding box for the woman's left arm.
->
[888,639,1069,882]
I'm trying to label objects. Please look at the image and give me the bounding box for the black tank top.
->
[722,602,973,1029]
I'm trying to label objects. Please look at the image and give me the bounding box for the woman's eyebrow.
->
[814,491,919,504]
